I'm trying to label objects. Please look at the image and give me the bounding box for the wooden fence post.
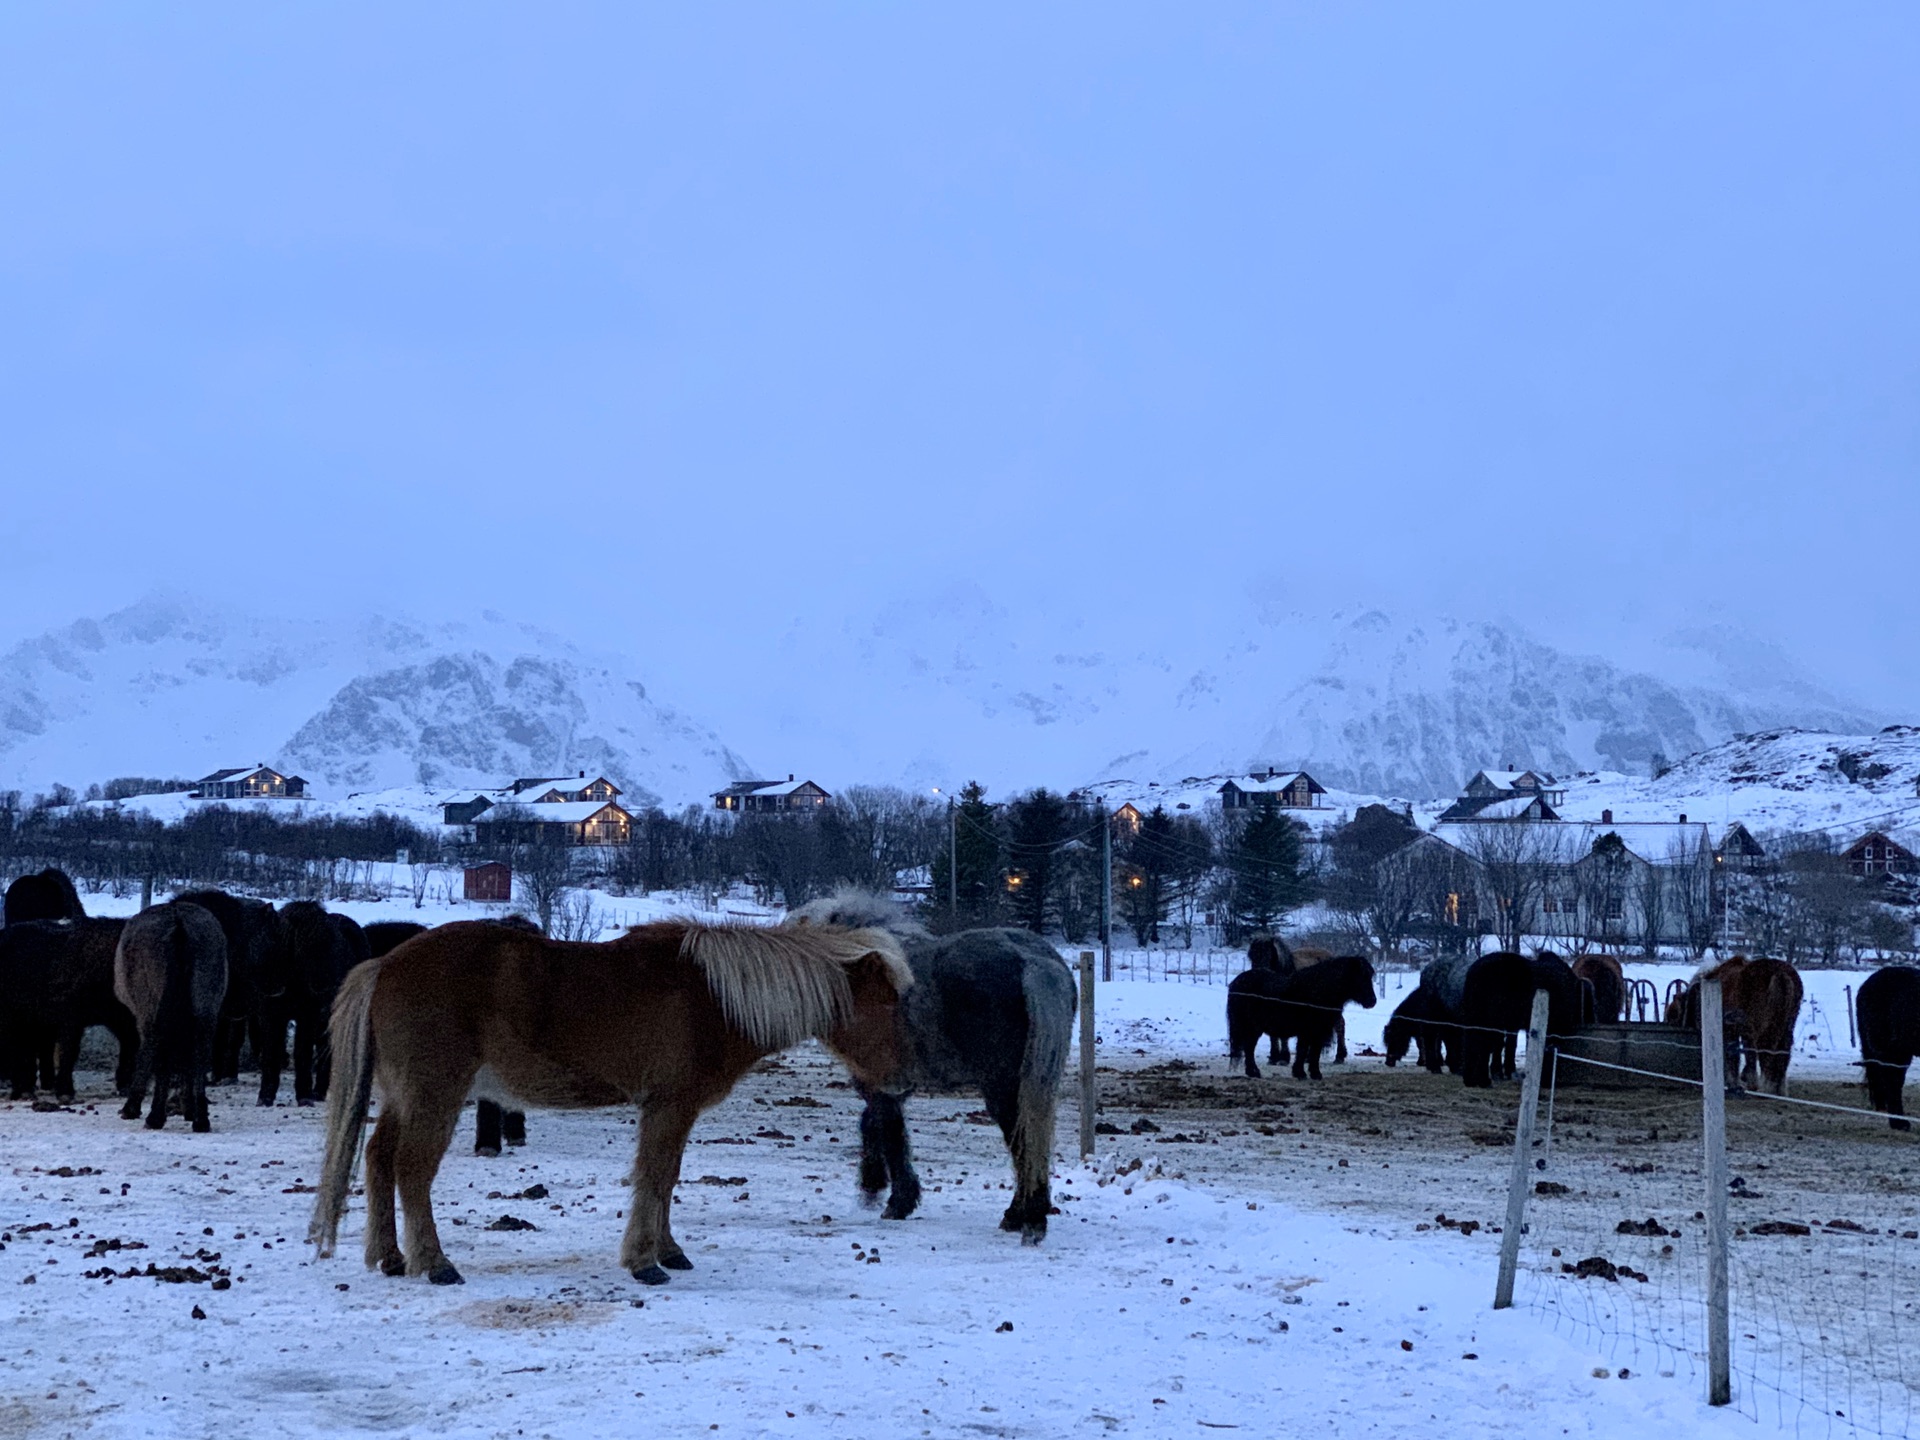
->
[1078,951,1097,1160]
[1493,988,1552,1309]
[1701,976,1732,1406]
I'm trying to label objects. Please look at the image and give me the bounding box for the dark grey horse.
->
[176,889,291,1086]
[789,891,1076,1245]
[114,901,228,1131]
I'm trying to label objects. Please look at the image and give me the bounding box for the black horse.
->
[260,902,367,1106]
[1383,985,1454,1072]
[1458,951,1586,1088]
[4,868,84,926]
[1858,965,1920,1130]
[1227,957,1377,1079]
[788,892,1076,1245]
[0,917,139,1098]
[176,889,292,1085]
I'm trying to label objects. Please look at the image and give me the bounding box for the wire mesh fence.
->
[1505,1016,1920,1439]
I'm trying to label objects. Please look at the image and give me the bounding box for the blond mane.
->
[679,922,911,1050]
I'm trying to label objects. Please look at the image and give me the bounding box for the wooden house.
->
[472,799,634,847]
[1717,822,1766,869]
[1846,830,1916,878]
[1217,769,1327,811]
[711,776,832,814]
[463,861,513,902]
[444,774,623,825]
[193,765,307,800]
[1459,768,1567,806]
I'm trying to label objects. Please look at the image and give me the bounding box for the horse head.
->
[1341,956,1378,1009]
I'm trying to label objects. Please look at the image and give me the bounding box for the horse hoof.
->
[119,1103,141,1121]
[881,1200,917,1221]
[297,1099,315,1109]
[192,1117,211,1134]
[660,1253,693,1271]
[1893,1117,1913,1133]
[380,1255,407,1277]
[426,1263,464,1286]
[1020,1226,1046,1247]
[473,1146,501,1159]
[143,1114,165,1131]
[631,1264,672,1286]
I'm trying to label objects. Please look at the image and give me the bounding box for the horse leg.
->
[145,1053,173,1131]
[503,1109,526,1146]
[866,1090,920,1220]
[364,1111,407,1275]
[1333,1016,1348,1065]
[622,1099,700,1285]
[255,1012,285,1106]
[190,1017,214,1133]
[119,1025,158,1120]
[474,1099,504,1157]
[393,1093,466,1284]
[982,1079,1037,1235]
[293,1012,317,1106]
[856,1088,890,1204]
[1004,1079,1057,1245]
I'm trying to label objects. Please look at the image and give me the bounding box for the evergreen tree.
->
[931,781,1004,926]
[1229,807,1309,934]
[1121,805,1177,943]
[1005,787,1074,933]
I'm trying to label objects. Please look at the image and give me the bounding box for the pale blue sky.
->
[2,5,1915,705]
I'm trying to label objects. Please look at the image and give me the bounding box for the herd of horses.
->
[1,871,1078,1287]
[8,861,1920,1291]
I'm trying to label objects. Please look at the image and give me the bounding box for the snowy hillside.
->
[0,595,754,809]
[738,592,1884,799]
[1547,726,1920,846]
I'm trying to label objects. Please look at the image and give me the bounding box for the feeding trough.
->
[1552,1023,1701,1088]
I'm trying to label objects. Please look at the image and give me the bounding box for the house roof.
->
[1432,819,1711,866]
[1469,769,1559,791]
[713,778,826,799]
[514,776,622,804]
[1220,771,1324,795]
[475,800,632,825]
[1436,794,1561,822]
[1846,830,1916,858]
[196,765,283,786]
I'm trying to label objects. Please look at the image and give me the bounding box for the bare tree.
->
[1456,822,1557,952]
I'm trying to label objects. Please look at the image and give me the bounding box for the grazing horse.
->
[3,868,84,927]
[1571,954,1625,1024]
[308,919,912,1287]
[1228,957,1377,1079]
[1458,952,1585,1088]
[114,902,228,1131]
[176,889,291,1085]
[1666,956,1803,1095]
[1383,985,1452,1072]
[1857,965,1920,1129]
[0,918,137,1099]
[262,901,364,1106]
[787,892,1077,1245]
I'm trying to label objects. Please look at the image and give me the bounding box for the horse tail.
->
[308,956,382,1258]
[156,911,196,1078]
[1014,952,1074,1194]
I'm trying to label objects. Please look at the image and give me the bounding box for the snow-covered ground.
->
[5,927,1889,1438]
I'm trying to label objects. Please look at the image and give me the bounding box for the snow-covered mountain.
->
[0,590,1890,809]
[0,594,754,808]
[731,590,1885,800]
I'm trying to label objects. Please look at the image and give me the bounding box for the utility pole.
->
[1101,810,1113,983]
[948,797,958,923]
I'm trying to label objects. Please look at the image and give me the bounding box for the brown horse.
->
[1666,956,1804,1095]
[1571,954,1625,1024]
[309,919,912,1287]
